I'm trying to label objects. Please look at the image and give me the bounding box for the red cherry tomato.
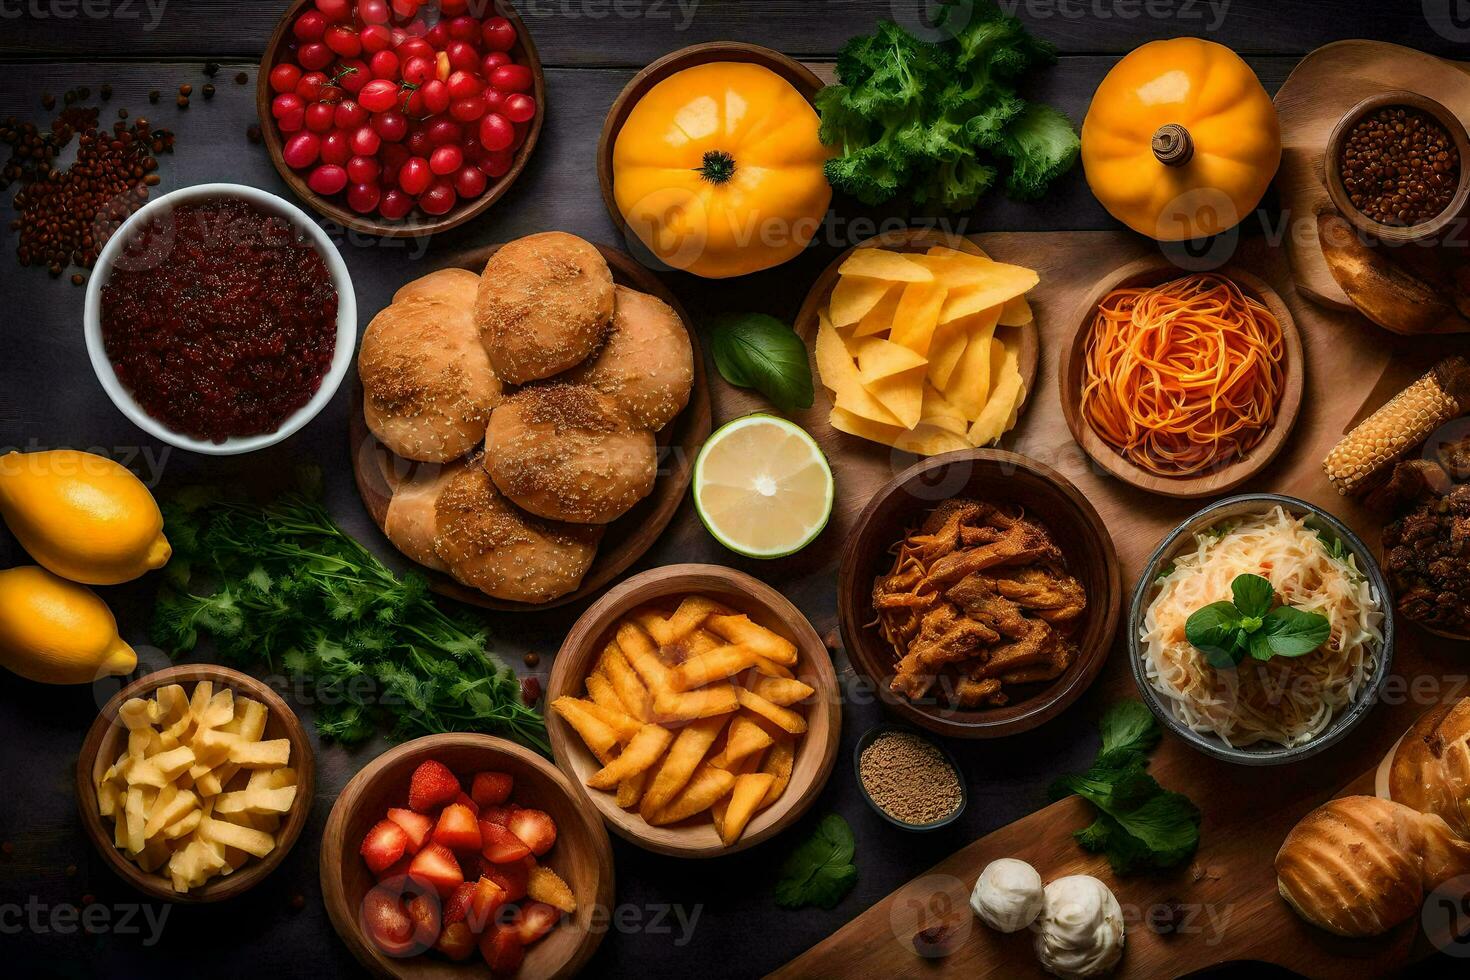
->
[334,99,367,130]
[401,55,435,86]
[294,71,328,101]
[369,50,400,80]
[379,188,413,219]
[358,78,400,113]
[324,24,361,58]
[450,96,486,123]
[360,23,391,53]
[350,125,381,156]
[480,17,516,52]
[304,101,336,133]
[429,144,463,175]
[490,63,533,93]
[481,87,505,113]
[357,0,389,25]
[347,154,381,184]
[419,179,457,215]
[397,29,431,53]
[314,0,349,21]
[403,88,425,115]
[480,51,510,76]
[446,15,478,41]
[402,17,428,37]
[338,59,369,94]
[398,156,432,195]
[347,180,382,214]
[293,12,327,42]
[419,79,450,114]
[380,142,409,185]
[405,128,431,157]
[297,42,333,71]
[501,93,535,124]
[478,147,513,178]
[282,132,321,169]
[477,112,514,152]
[271,92,305,119]
[445,41,479,74]
[453,163,487,198]
[308,163,349,195]
[371,110,408,142]
[269,63,302,94]
[390,0,418,17]
[276,107,305,132]
[320,130,353,165]
[423,22,448,48]
[439,0,467,14]
[425,118,462,145]
[445,70,481,100]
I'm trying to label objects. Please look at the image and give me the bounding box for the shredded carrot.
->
[1080,274,1285,478]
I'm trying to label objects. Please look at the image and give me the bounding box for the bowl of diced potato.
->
[76,664,315,902]
[547,564,842,857]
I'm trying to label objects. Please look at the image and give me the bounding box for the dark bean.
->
[203,84,215,100]
[235,71,249,85]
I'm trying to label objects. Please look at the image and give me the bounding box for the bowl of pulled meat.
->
[837,449,1122,738]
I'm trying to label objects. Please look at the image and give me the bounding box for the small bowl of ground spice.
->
[1326,91,1470,244]
[83,182,356,454]
[855,725,966,831]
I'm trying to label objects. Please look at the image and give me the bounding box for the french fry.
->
[647,765,736,826]
[736,688,807,735]
[585,672,626,714]
[576,698,643,742]
[706,614,797,666]
[670,644,763,691]
[749,675,816,707]
[587,724,674,790]
[551,696,620,763]
[639,715,727,819]
[617,623,676,694]
[631,608,676,648]
[653,684,740,723]
[666,596,725,642]
[598,643,652,722]
[616,769,649,809]
[709,715,775,771]
[759,737,795,808]
[720,773,778,846]
[751,656,794,679]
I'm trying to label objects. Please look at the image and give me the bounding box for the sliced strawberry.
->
[480,820,531,863]
[443,881,478,926]
[453,790,481,815]
[471,771,514,808]
[480,855,533,902]
[406,891,441,942]
[507,807,557,856]
[360,819,409,875]
[376,854,414,883]
[435,921,476,961]
[479,804,515,827]
[466,876,508,932]
[433,803,483,853]
[360,876,438,958]
[479,923,524,974]
[386,807,433,854]
[513,901,563,945]
[407,842,464,897]
[408,759,461,813]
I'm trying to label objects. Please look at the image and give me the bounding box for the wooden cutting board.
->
[762,229,1470,978]
[1276,39,1470,312]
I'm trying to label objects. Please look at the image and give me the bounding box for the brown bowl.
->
[76,664,317,903]
[596,41,825,245]
[546,564,841,857]
[348,239,712,611]
[1058,255,1304,499]
[1325,91,1470,245]
[838,449,1121,739]
[320,734,613,979]
[258,0,546,238]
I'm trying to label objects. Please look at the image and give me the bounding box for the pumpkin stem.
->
[1152,124,1195,167]
[696,149,736,184]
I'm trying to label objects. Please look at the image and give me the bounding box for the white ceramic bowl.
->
[83,182,357,456]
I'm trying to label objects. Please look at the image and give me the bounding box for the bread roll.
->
[383,460,465,573]
[1387,698,1470,836]
[1275,795,1470,937]
[561,286,693,431]
[359,268,500,463]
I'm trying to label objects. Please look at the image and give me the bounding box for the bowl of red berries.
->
[320,734,614,978]
[258,0,545,237]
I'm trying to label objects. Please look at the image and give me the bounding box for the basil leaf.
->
[1261,606,1331,658]
[1248,630,1274,661]
[708,313,815,415]
[1231,574,1274,619]
[774,813,858,909]
[1185,600,1242,665]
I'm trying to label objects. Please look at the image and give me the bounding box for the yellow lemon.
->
[0,449,170,585]
[0,566,136,684]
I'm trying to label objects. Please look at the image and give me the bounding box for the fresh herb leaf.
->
[1184,600,1244,667]
[1231,573,1273,619]
[1248,629,1275,662]
[1097,699,1160,763]
[708,313,814,415]
[1262,606,1332,658]
[774,814,859,909]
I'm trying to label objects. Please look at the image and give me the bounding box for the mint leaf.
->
[1098,700,1159,762]
[774,814,858,909]
[1262,606,1331,658]
[708,313,814,415]
[1231,574,1274,619]
[1185,600,1243,667]
[1248,630,1274,662]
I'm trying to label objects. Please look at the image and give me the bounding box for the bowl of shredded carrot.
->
[1059,256,1304,498]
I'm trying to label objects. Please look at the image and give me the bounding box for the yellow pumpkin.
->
[1081,38,1280,241]
[612,62,833,279]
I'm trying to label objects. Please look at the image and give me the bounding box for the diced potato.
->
[190,728,240,766]
[195,762,239,798]
[247,767,297,792]
[199,688,235,730]
[154,684,189,726]
[118,698,154,731]
[231,698,268,742]
[187,682,214,723]
[214,785,296,816]
[161,809,202,840]
[148,745,196,780]
[200,817,275,858]
[143,789,198,840]
[228,738,291,769]
[124,786,148,853]
[137,837,171,873]
[97,780,119,818]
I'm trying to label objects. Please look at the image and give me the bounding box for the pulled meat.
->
[1384,481,1470,633]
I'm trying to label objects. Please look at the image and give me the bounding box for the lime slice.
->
[693,415,834,559]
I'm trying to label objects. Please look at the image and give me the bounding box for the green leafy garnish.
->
[150,470,547,751]
[774,813,858,909]
[817,0,1078,210]
[1050,701,1200,875]
[708,313,814,415]
[1183,573,1331,669]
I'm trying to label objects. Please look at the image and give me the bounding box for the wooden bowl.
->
[546,564,841,857]
[320,734,613,979]
[1058,256,1304,499]
[75,664,317,903]
[596,41,825,242]
[349,240,712,611]
[794,227,1039,410]
[838,449,1121,739]
[1324,91,1470,245]
[258,0,546,238]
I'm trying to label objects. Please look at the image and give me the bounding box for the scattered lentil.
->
[858,730,962,825]
[236,71,249,85]
[1340,105,1460,227]
[523,652,540,668]
[203,84,216,100]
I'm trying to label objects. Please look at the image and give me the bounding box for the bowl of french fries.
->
[547,564,841,857]
[75,664,315,902]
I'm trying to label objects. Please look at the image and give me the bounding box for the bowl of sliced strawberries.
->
[320,734,613,979]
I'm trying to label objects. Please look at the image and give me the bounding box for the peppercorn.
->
[203,84,215,100]
[1340,105,1460,227]
[235,71,249,85]
[523,652,540,668]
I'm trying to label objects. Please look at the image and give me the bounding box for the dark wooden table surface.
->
[0,2,1460,978]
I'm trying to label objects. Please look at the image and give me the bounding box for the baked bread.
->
[560,285,693,431]
[1275,795,1470,937]
[1386,698,1470,836]
[359,268,500,462]
[383,460,465,573]
[484,383,656,525]
[474,232,614,384]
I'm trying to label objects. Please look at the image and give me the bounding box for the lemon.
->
[0,566,136,684]
[693,415,833,558]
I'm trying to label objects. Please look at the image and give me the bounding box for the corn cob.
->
[1324,356,1470,496]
